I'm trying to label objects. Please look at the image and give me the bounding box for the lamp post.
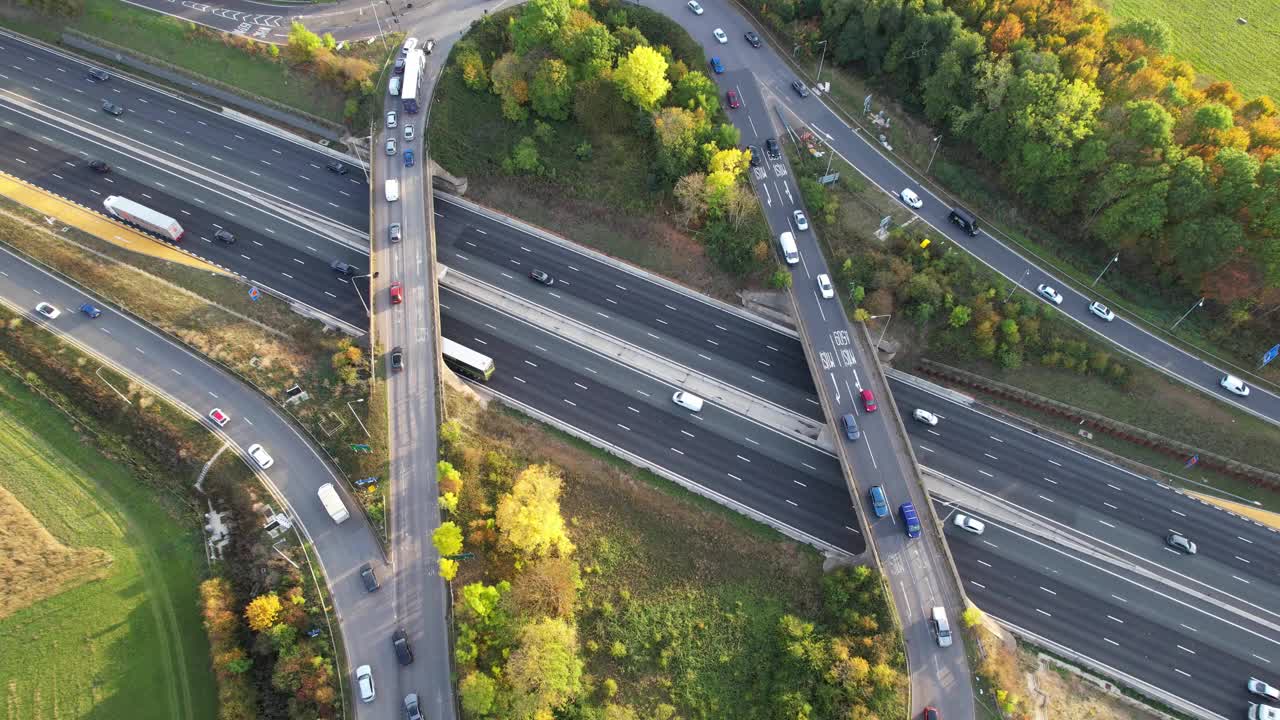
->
[352,272,376,317]
[1005,268,1030,303]
[346,398,371,439]
[815,40,828,87]
[925,135,942,174]
[869,314,892,348]
[1092,252,1119,287]
[369,1,390,52]
[1171,297,1205,331]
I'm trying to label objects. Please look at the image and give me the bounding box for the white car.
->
[1250,679,1280,702]
[1088,301,1115,322]
[355,664,375,703]
[899,188,923,209]
[713,28,728,44]
[403,124,414,141]
[385,138,397,155]
[913,408,939,426]
[1250,704,1280,720]
[386,111,397,128]
[385,179,400,202]
[401,37,417,55]
[953,514,985,535]
[687,0,703,13]
[1221,374,1250,397]
[793,210,809,231]
[208,408,230,427]
[246,443,274,469]
[1036,284,1063,305]
[34,302,61,319]
[816,274,834,299]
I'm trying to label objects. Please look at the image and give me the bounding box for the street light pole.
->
[352,272,374,317]
[869,314,892,348]
[1005,269,1030,302]
[1171,297,1205,331]
[369,1,390,52]
[1092,252,1119,287]
[815,40,828,86]
[346,398,371,439]
[925,135,942,174]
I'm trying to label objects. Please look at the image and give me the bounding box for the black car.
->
[330,259,356,275]
[765,137,780,159]
[213,229,235,244]
[88,159,111,173]
[747,145,762,167]
[326,159,348,175]
[791,80,810,98]
[87,68,110,82]
[392,628,414,665]
[358,563,379,592]
[394,57,406,75]
[744,30,762,47]
[101,100,124,116]
[529,269,554,286]
[391,346,404,370]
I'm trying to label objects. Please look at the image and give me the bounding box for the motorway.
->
[941,499,1278,719]
[0,243,404,715]
[4,10,1278,720]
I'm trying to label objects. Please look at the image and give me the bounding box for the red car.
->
[923,708,939,720]
[390,281,403,305]
[726,90,741,109]
[860,388,878,412]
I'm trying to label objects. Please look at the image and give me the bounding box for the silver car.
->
[385,138,397,155]
[389,223,402,243]
[1088,301,1115,322]
[355,664,375,703]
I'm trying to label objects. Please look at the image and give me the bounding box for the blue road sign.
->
[248,286,261,301]
[1262,343,1280,368]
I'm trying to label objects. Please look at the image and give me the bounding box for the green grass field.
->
[0,371,214,720]
[1104,0,1280,101]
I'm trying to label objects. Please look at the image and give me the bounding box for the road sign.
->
[350,444,372,453]
[819,172,840,185]
[444,552,475,560]
[248,286,260,301]
[1185,454,1199,468]
[863,94,872,114]
[1261,343,1280,368]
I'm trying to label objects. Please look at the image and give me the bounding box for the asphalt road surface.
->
[0,243,402,718]
[941,499,1277,719]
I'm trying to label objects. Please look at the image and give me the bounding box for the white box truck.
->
[317,483,350,524]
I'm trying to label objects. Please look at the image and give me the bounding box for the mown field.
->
[0,371,214,720]
[1104,0,1280,101]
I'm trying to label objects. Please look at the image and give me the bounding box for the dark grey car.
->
[358,563,379,592]
[392,628,414,665]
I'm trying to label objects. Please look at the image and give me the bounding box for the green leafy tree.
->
[511,0,583,54]
[612,25,647,56]
[286,22,323,62]
[530,58,574,120]
[505,618,584,717]
[670,71,720,114]
[495,464,574,557]
[948,304,972,328]
[491,53,531,122]
[460,671,498,716]
[653,107,710,179]
[456,42,489,91]
[511,136,542,174]
[614,45,671,110]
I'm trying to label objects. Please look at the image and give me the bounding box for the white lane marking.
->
[681,430,695,438]
[616,424,630,431]
[736,455,751,463]
[1106,483,1123,491]
[1043,477,1058,484]
[1097,519,1115,528]
[1238,536,1254,544]
[1235,555,1251,564]
[728,473,742,481]
[1103,502,1118,509]
[1181,624,1198,632]
[984,453,999,460]
[1171,509,1186,517]
[979,470,994,477]
[562,399,576,407]
[919,445,935,453]
[977,560,992,568]
[1107,615,1124,624]
[1233,575,1252,584]
[1111,594,1127,603]
[970,581,986,590]
[1177,645,1196,655]
[1038,495,1055,502]
[1104,638,1120,646]
[670,447,684,455]
[1048,459,1061,466]
[1174,669,1191,678]
[1254,654,1271,663]
[989,435,1004,443]
[1035,609,1051,617]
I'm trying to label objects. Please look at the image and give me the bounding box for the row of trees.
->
[446,0,771,276]
[200,578,257,720]
[744,0,1280,354]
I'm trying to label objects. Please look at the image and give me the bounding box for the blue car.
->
[403,149,414,167]
[868,485,888,518]
[900,502,921,538]
[709,56,724,74]
[79,303,102,318]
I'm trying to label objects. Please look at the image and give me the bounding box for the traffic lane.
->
[0,243,396,716]
[890,382,1280,597]
[436,221,817,395]
[890,379,1280,552]
[433,197,816,390]
[946,518,1261,718]
[437,230,824,421]
[439,292,866,554]
[781,78,1280,428]
[0,37,370,225]
[940,501,1280,664]
[0,125,369,323]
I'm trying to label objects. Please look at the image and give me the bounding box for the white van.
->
[778,231,799,265]
[930,606,953,647]
[672,391,704,412]
[385,179,400,202]
[317,483,350,524]
[389,75,402,96]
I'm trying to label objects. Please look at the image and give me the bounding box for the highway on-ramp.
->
[0,244,401,718]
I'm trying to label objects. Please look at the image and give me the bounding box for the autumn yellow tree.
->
[495,464,575,557]
[614,45,670,110]
[505,617,584,717]
[244,592,282,632]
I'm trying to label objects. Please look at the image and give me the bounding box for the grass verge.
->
[0,355,215,720]
[0,196,389,536]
